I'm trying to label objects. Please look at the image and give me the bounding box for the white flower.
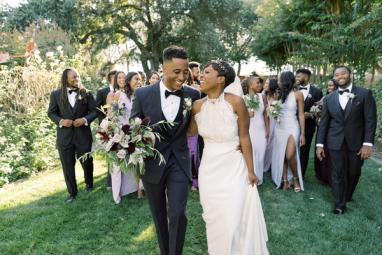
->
[105,140,114,151]
[56,46,63,52]
[348,93,356,100]
[111,133,122,143]
[119,135,130,148]
[45,51,54,58]
[133,117,142,126]
[183,97,192,116]
[116,149,127,159]
[307,94,312,99]
[100,118,109,131]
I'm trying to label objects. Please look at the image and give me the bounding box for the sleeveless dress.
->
[264,99,276,172]
[110,92,139,204]
[249,93,267,184]
[271,92,304,190]
[195,93,268,255]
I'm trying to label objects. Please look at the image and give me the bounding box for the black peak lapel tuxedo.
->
[130,81,200,255]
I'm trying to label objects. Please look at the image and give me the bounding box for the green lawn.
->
[0,157,381,255]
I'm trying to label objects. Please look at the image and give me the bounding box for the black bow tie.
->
[165,90,183,98]
[338,89,350,95]
[68,88,78,94]
[299,86,308,90]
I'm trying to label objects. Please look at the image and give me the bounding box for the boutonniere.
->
[307,94,312,100]
[183,97,192,116]
[347,93,356,101]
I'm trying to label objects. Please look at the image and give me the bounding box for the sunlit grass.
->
[0,156,381,254]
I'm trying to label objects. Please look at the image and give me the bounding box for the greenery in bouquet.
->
[267,100,282,123]
[243,94,260,112]
[89,102,172,178]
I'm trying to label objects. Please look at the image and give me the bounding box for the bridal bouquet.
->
[89,102,172,177]
[243,94,260,112]
[267,100,282,123]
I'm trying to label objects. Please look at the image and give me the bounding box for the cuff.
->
[83,117,88,126]
[59,119,63,128]
[363,142,373,147]
[316,144,324,148]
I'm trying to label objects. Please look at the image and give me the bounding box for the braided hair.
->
[204,60,236,87]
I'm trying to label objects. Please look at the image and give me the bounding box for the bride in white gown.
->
[188,60,268,255]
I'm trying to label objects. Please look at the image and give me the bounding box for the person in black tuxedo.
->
[296,68,323,178]
[316,66,377,214]
[48,68,98,203]
[95,70,116,188]
[130,46,200,255]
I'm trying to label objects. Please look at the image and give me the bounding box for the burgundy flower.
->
[142,116,151,126]
[97,131,110,142]
[121,124,130,134]
[127,142,136,154]
[110,143,122,152]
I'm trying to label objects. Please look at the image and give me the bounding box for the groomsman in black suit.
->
[48,68,98,202]
[316,66,377,214]
[296,68,323,178]
[95,70,116,188]
[131,46,200,255]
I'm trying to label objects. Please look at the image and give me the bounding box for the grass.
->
[0,156,381,255]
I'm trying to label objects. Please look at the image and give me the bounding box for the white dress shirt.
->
[299,84,311,100]
[316,83,372,147]
[160,80,181,122]
[67,87,77,108]
[338,84,352,110]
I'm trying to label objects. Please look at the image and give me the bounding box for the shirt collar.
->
[339,83,353,92]
[109,85,114,92]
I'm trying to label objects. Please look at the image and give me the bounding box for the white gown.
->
[271,92,304,190]
[249,93,267,185]
[195,93,269,255]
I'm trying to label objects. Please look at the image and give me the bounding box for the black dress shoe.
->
[66,196,76,203]
[333,207,345,215]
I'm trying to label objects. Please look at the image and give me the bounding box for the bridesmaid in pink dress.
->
[106,71,144,204]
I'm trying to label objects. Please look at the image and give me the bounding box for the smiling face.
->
[296,73,309,86]
[199,65,225,94]
[327,80,336,93]
[248,77,263,93]
[117,72,126,89]
[162,58,189,91]
[129,74,142,91]
[67,70,79,88]
[334,67,351,89]
[149,73,160,85]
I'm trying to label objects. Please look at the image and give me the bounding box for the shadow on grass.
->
[0,159,381,254]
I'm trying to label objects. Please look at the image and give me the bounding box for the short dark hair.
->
[333,66,352,75]
[296,68,312,77]
[107,70,117,82]
[189,61,200,69]
[163,45,188,62]
[205,60,236,87]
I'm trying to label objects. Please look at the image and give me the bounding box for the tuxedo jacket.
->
[48,89,98,150]
[316,85,377,151]
[95,86,111,123]
[303,85,323,128]
[130,82,200,184]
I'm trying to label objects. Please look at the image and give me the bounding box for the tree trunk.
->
[237,61,241,76]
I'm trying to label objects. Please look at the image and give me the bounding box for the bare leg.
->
[285,135,301,192]
[282,158,289,191]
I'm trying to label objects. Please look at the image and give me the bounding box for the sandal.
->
[293,177,301,192]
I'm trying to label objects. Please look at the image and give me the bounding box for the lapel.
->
[60,89,74,116]
[172,87,190,138]
[344,86,357,120]
[152,83,165,123]
[333,90,344,120]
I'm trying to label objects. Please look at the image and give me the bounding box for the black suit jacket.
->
[303,85,323,127]
[130,82,200,184]
[47,89,98,150]
[316,85,377,151]
[95,86,111,123]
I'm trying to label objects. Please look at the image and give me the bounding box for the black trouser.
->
[58,144,94,197]
[142,155,189,255]
[329,141,363,210]
[300,119,316,177]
